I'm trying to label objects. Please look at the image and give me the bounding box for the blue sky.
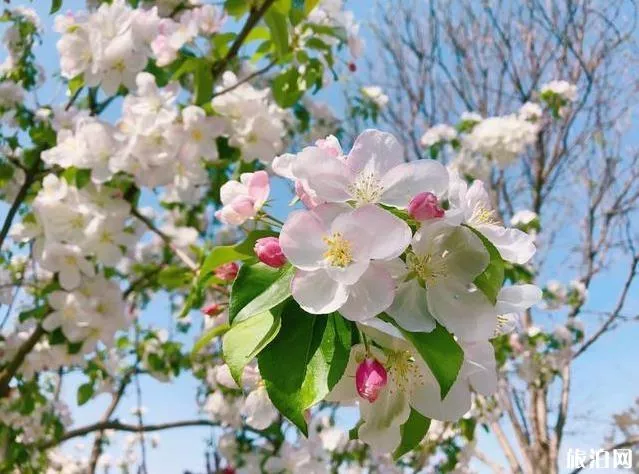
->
[1,1,637,472]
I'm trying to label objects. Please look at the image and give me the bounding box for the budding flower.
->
[214,262,239,281]
[201,303,223,317]
[254,237,287,268]
[407,192,444,220]
[355,358,387,403]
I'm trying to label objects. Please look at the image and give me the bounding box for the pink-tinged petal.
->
[427,282,496,341]
[293,146,354,202]
[291,269,349,314]
[386,280,436,333]
[475,223,536,264]
[271,153,295,179]
[230,196,256,217]
[380,160,449,208]
[346,205,411,260]
[243,170,270,207]
[358,382,410,454]
[325,260,369,285]
[280,204,349,270]
[219,180,247,204]
[347,129,403,176]
[339,265,395,321]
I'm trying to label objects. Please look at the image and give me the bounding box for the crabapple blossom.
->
[215,262,239,281]
[215,171,270,226]
[447,170,536,264]
[361,86,389,108]
[280,203,411,320]
[292,130,448,208]
[541,80,578,102]
[420,124,457,147]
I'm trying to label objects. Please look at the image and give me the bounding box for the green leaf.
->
[224,0,249,18]
[200,230,277,277]
[229,263,294,324]
[192,323,230,357]
[304,0,321,14]
[258,303,352,435]
[158,266,192,290]
[77,383,94,406]
[264,9,289,57]
[171,57,199,81]
[272,68,303,108]
[223,306,282,384]
[68,75,83,96]
[468,227,505,304]
[194,61,214,105]
[273,0,292,14]
[50,0,63,14]
[382,316,463,399]
[393,408,431,460]
[245,26,270,43]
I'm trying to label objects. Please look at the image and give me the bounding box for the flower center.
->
[323,232,353,267]
[406,251,448,286]
[386,350,422,392]
[470,204,499,225]
[348,171,384,205]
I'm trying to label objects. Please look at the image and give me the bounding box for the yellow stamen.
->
[323,232,353,267]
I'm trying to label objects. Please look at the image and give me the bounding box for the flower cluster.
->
[216,129,541,454]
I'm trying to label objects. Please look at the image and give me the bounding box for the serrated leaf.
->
[229,263,294,324]
[192,323,230,357]
[393,408,431,459]
[264,9,289,57]
[468,227,505,304]
[258,304,351,435]
[222,307,282,384]
[77,383,94,406]
[381,316,463,399]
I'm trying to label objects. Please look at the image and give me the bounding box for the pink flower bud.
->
[201,303,223,317]
[254,237,287,268]
[214,262,238,281]
[355,358,387,403]
[407,192,444,220]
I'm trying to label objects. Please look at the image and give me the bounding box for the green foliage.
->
[200,230,277,277]
[77,383,94,406]
[227,262,294,324]
[192,323,230,357]
[258,302,352,435]
[393,408,431,460]
[50,0,63,14]
[382,316,464,399]
[264,9,289,57]
[223,305,283,384]
[468,227,505,304]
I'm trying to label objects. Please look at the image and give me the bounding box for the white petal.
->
[325,344,364,402]
[380,160,449,208]
[427,282,496,340]
[59,267,81,291]
[409,360,471,421]
[347,129,404,176]
[461,340,497,396]
[411,219,453,257]
[442,225,490,281]
[291,269,349,314]
[339,266,395,321]
[496,284,542,314]
[242,387,279,430]
[476,224,536,264]
[359,382,410,454]
[386,280,436,333]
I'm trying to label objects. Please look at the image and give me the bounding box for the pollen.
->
[471,204,499,225]
[386,350,420,391]
[323,232,353,267]
[348,171,384,205]
[406,251,448,286]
